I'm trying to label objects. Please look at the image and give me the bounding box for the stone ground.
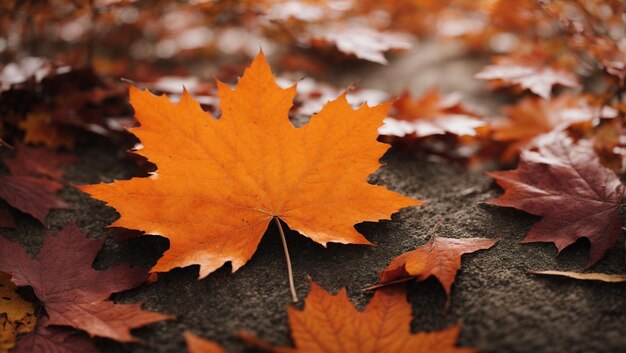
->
[4,41,626,353]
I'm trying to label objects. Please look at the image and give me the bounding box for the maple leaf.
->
[0,272,36,353]
[12,319,99,353]
[492,95,607,160]
[81,51,419,279]
[4,143,77,180]
[185,331,226,353]
[0,223,172,342]
[379,89,486,138]
[488,134,624,266]
[313,25,412,64]
[475,53,579,99]
[0,174,66,223]
[0,139,71,225]
[18,113,75,150]
[239,281,478,353]
[374,236,497,297]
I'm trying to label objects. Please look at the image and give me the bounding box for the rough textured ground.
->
[4,42,626,353]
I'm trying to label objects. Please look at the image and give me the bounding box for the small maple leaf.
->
[488,134,624,266]
[81,51,420,279]
[492,95,607,161]
[0,272,36,353]
[12,318,99,353]
[4,143,77,180]
[238,281,478,353]
[0,223,172,342]
[373,236,497,297]
[18,113,75,150]
[0,174,66,223]
[475,53,579,99]
[0,143,71,224]
[379,89,486,138]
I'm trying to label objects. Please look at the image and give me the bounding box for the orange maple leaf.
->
[19,113,75,149]
[492,95,606,161]
[380,89,486,138]
[238,281,478,353]
[81,51,420,281]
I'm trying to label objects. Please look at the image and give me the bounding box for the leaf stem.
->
[274,217,298,302]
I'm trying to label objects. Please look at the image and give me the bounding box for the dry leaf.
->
[12,318,99,353]
[0,272,36,353]
[81,51,420,278]
[239,281,478,353]
[492,95,606,160]
[314,25,412,64]
[18,113,75,150]
[530,270,626,282]
[476,53,579,99]
[380,89,486,138]
[375,236,497,296]
[488,134,624,266]
[0,223,172,342]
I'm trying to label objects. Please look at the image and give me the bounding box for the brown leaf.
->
[488,134,624,266]
[12,319,99,353]
[4,143,77,180]
[0,223,173,342]
[0,174,66,223]
[0,206,15,229]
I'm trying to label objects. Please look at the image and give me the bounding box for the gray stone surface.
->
[4,137,626,353]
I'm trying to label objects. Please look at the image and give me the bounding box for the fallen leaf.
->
[81,51,419,278]
[475,53,579,98]
[375,236,497,296]
[488,134,624,266]
[314,25,412,64]
[0,174,66,223]
[0,223,172,342]
[12,318,99,353]
[239,281,478,353]
[4,143,77,180]
[185,332,227,353]
[529,270,626,283]
[492,95,606,160]
[380,89,486,138]
[0,272,36,353]
[18,113,75,150]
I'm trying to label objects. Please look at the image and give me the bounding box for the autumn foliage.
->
[1,1,626,353]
